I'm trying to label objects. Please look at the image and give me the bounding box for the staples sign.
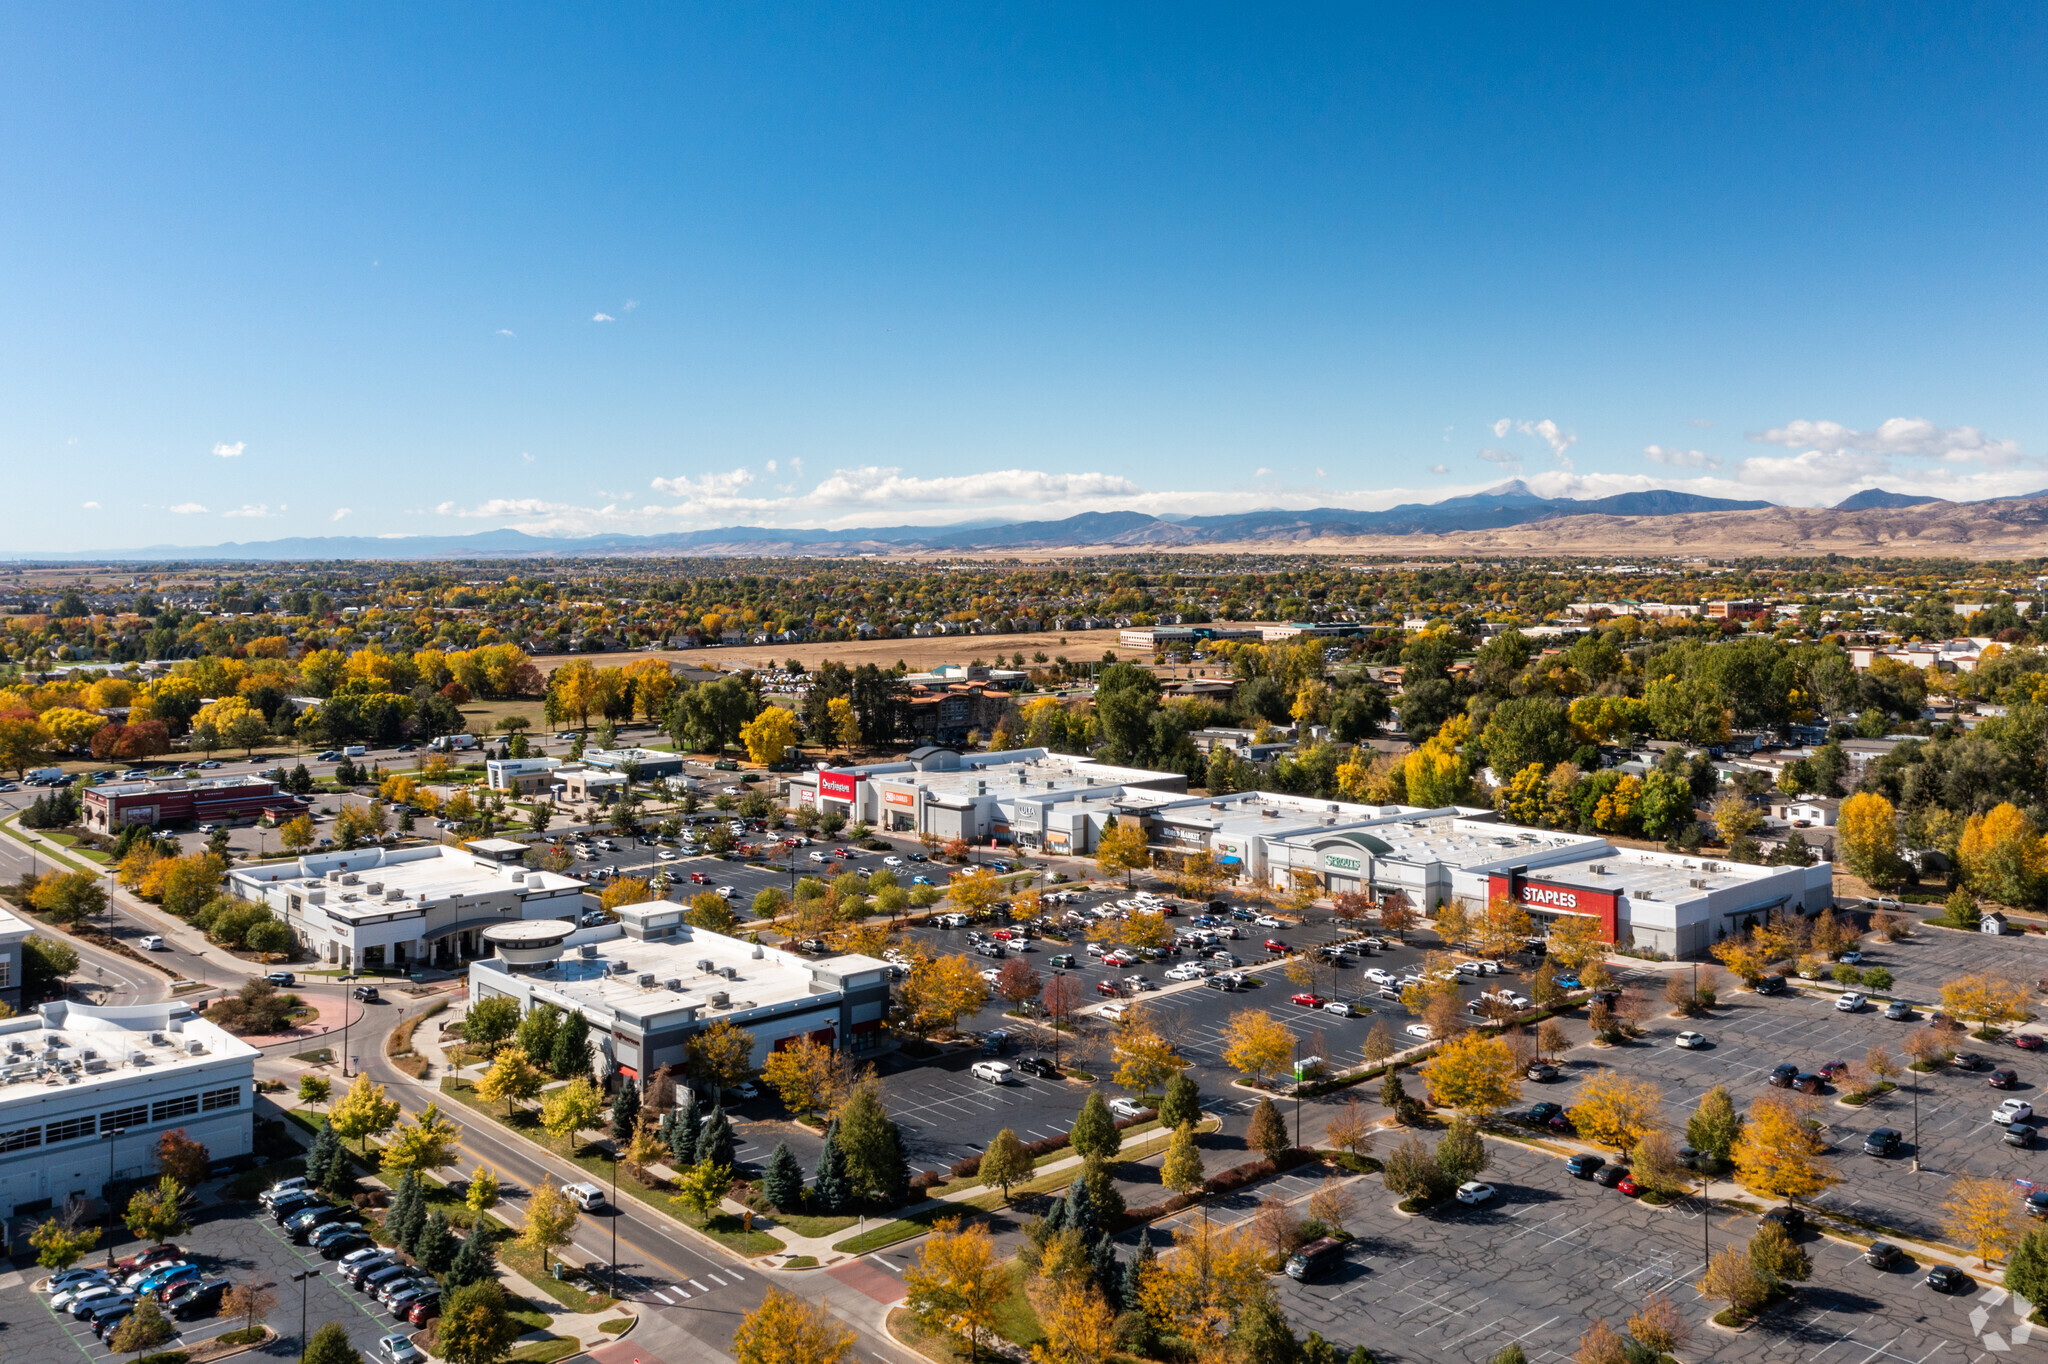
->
[817,771,860,802]
[1519,885,1582,911]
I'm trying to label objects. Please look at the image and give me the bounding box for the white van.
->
[564,1181,606,1211]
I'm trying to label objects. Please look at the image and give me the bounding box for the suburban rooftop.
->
[0,1001,259,1096]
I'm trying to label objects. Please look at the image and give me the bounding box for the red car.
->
[1264,939,1288,953]
[1291,992,1327,1008]
[1616,1176,1641,1196]
[689,871,710,884]
[1096,979,1122,996]
[117,1244,181,1272]
[2017,1034,2045,1051]
[993,928,1015,940]
[1817,1060,1849,1080]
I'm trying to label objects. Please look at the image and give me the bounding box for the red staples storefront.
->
[1487,869,1619,943]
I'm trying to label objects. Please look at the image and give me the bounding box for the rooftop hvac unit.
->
[511,870,526,882]
[722,966,739,980]
[1689,878,1708,890]
[386,888,404,902]
[663,978,683,992]
[186,1039,206,1054]
[149,1031,168,1046]
[696,959,715,973]
[341,873,360,885]
[610,961,631,974]
[128,1050,147,1065]
[708,991,729,1008]
[1587,865,1605,875]
[1701,861,1720,873]
[365,882,383,896]
[637,973,657,988]
[87,1057,112,1072]
[579,944,598,959]
[7,1038,27,1053]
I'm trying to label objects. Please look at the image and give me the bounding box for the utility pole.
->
[291,1269,318,1353]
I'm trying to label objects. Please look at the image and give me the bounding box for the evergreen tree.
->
[2008,1228,2048,1310]
[763,1142,806,1211]
[1248,1097,1290,1162]
[1231,1294,1301,1364]
[812,1121,851,1214]
[306,1121,344,1191]
[415,1212,456,1274]
[671,1091,702,1167]
[1062,1174,1099,1244]
[1080,1156,1125,1227]
[610,1080,641,1145]
[657,1107,678,1151]
[1089,1232,1123,1303]
[1158,1071,1201,1131]
[697,1105,736,1169]
[444,1227,499,1291]
[1123,1226,1155,1313]
[387,1171,427,1253]
[877,1118,911,1206]
[551,1011,592,1079]
[1039,1191,1069,1236]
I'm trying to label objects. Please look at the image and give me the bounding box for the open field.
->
[528,627,1153,676]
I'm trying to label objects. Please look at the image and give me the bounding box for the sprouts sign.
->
[1487,870,1619,943]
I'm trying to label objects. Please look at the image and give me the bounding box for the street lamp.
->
[291,1269,319,1352]
[99,1128,126,1267]
[609,1126,620,1300]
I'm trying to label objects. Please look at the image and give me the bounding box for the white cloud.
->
[521,451,534,465]
[1477,448,1522,470]
[221,503,274,518]
[1314,467,1326,478]
[1747,417,2027,466]
[435,498,573,519]
[168,502,208,514]
[332,508,352,521]
[81,501,100,510]
[764,459,778,475]
[1491,418,1512,438]
[622,299,639,312]
[592,313,615,323]
[649,468,757,499]
[496,328,516,337]
[1255,467,1274,477]
[789,457,804,477]
[211,441,245,459]
[810,467,1142,506]
[1429,464,1449,475]
[1643,445,1722,470]
[1490,417,1577,467]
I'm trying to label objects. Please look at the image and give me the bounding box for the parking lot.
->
[7,1191,404,1364]
[1255,1137,2022,1364]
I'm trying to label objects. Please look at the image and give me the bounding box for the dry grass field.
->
[528,627,1152,677]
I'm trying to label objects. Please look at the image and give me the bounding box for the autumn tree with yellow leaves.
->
[1731,1091,1835,1204]
[904,1219,1008,1363]
[1567,1071,1666,1152]
[1421,1030,1523,1117]
[1220,1008,1294,1088]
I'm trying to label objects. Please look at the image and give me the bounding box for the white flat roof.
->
[512,929,853,1020]
[1355,815,1601,869]
[1530,847,1794,902]
[230,844,584,906]
[0,1001,258,1102]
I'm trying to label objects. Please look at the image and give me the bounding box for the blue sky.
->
[4,4,2045,549]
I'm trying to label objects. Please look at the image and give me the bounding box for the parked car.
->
[1565,1153,1605,1179]
[1526,1061,1559,1081]
[1290,992,1327,1009]
[1768,1063,1799,1088]
[1203,974,1242,992]
[1885,999,1915,1021]
[1108,1096,1148,1119]
[1017,1056,1058,1078]
[1591,1165,1630,1188]
[1863,1128,1902,1156]
[1284,1237,1347,1281]
[1865,1241,1904,1269]
[1455,1181,1496,1205]
[1994,1099,2035,1125]
[1990,1068,2021,1089]
[380,1333,428,1364]
[1322,1000,1358,1017]
[2008,1122,2036,1149]
[1521,1102,1566,1130]
[1762,1205,1807,1233]
[971,1061,1013,1085]
[1404,1023,1433,1041]
[1837,992,1868,1012]
[168,1279,230,1319]
[1926,1264,1970,1293]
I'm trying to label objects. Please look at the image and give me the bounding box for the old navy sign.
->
[1489,872,1618,943]
[817,770,862,802]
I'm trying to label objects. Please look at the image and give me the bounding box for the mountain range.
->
[17,483,2048,560]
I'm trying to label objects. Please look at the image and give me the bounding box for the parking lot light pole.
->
[291,1268,317,1352]
[1911,1070,1921,1171]
[1700,1172,1710,1271]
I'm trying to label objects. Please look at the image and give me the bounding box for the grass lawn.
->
[830,1203,956,1254]
[767,1211,862,1239]
[507,1339,580,1363]
[929,1113,1195,1198]
[506,1303,555,1333]
[439,1076,787,1255]
[886,1263,1044,1360]
[499,1239,615,1314]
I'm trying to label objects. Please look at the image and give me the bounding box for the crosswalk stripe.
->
[653,1291,673,1304]
[690,1279,708,1291]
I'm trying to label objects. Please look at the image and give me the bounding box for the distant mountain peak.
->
[1834,487,1942,511]
[1479,479,1535,497]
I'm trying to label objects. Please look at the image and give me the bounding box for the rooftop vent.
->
[663,977,682,992]
[751,945,764,959]
[365,882,383,896]
[722,966,740,980]
[708,990,729,1009]
[1689,878,1708,890]
[637,973,657,988]
[696,959,715,973]
[579,944,598,959]
[186,1038,206,1054]
[127,1050,147,1066]
[511,870,526,883]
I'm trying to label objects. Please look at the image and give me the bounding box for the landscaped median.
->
[436,1074,788,1256]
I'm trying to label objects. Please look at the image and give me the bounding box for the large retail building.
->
[0,1000,258,1226]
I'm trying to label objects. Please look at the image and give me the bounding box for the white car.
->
[971,1060,1013,1084]
[1254,915,1283,928]
[139,934,164,951]
[1404,1023,1434,1041]
[1087,942,1107,956]
[809,851,827,862]
[1122,975,1156,992]
[380,1335,427,1364]
[884,856,903,867]
[715,885,734,899]
[1836,992,1867,1012]
[656,850,678,861]
[1995,1099,2034,1125]
[981,969,1003,985]
[1675,1031,1708,1049]
[1455,1181,1497,1206]
[1322,1001,1358,1017]
[1108,1096,1147,1119]
[1477,960,1503,975]
[1364,967,1395,985]
[1211,951,1241,966]
[1099,1001,1127,1021]
[1165,963,1209,982]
